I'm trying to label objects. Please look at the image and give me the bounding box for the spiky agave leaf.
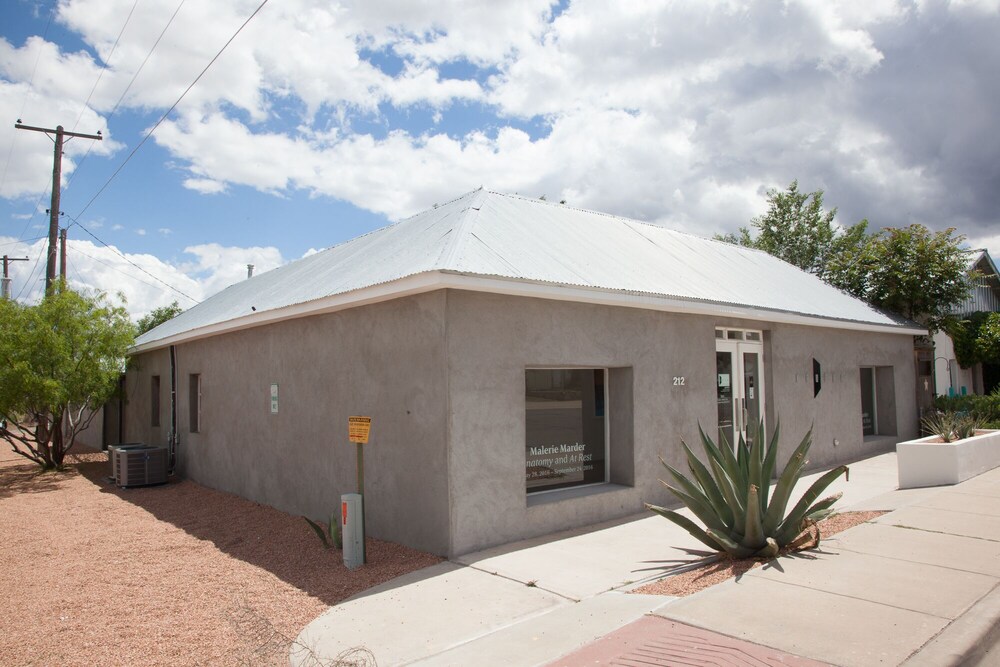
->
[774,467,848,546]
[303,516,331,549]
[742,484,766,550]
[646,503,725,553]
[657,477,731,534]
[680,440,733,526]
[708,455,746,534]
[762,429,814,534]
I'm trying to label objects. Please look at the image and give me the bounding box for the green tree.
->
[721,181,972,331]
[137,301,183,335]
[719,180,868,276]
[0,287,136,469]
[974,312,1000,364]
[839,225,972,331]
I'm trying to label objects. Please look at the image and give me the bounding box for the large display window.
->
[525,368,608,493]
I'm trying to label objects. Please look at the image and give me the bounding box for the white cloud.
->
[177,243,285,297]
[0,234,289,320]
[2,0,999,249]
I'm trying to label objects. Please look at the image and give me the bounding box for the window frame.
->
[150,375,160,428]
[189,373,201,434]
[524,367,611,496]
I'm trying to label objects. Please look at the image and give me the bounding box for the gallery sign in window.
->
[525,368,607,493]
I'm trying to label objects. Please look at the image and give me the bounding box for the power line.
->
[14,238,46,302]
[0,235,47,248]
[71,0,139,133]
[68,0,188,188]
[65,215,200,304]
[69,241,175,295]
[0,5,55,196]
[73,0,270,221]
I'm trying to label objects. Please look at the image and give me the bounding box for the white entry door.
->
[716,329,766,450]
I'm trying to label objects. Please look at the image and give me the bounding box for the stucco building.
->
[933,249,1000,397]
[127,189,922,557]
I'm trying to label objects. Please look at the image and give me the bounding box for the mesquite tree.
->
[0,286,135,469]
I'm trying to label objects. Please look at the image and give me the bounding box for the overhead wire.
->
[67,0,188,187]
[0,3,56,197]
[68,240,171,296]
[58,0,268,306]
[72,0,270,221]
[65,216,200,304]
[10,0,268,306]
[14,237,47,302]
[70,0,139,132]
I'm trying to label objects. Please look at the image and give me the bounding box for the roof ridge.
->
[435,188,487,269]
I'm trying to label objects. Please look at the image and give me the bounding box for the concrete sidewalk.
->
[292,454,1000,666]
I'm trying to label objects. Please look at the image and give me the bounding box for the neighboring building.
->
[933,249,1000,397]
[127,189,922,557]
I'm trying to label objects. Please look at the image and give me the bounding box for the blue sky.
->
[2,0,998,316]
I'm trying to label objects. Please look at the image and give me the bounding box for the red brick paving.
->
[548,615,829,666]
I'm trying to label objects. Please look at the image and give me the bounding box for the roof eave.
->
[129,271,926,354]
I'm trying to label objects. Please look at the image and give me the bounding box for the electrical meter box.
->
[341,493,365,569]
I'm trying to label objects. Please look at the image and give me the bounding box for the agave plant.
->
[646,421,848,558]
[921,411,981,442]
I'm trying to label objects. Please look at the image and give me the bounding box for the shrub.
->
[646,421,847,559]
[934,393,1000,425]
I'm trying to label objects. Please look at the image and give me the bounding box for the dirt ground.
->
[0,444,441,667]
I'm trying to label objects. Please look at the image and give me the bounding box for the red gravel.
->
[633,510,889,597]
[0,444,441,666]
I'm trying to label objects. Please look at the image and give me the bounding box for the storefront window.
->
[525,369,607,493]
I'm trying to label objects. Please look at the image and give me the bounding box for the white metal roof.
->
[133,188,921,352]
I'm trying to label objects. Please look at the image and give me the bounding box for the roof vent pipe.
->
[247,264,254,279]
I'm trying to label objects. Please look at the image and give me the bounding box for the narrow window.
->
[151,375,160,428]
[525,368,608,494]
[189,373,201,433]
[860,366,897,437]
[860,367,877,436]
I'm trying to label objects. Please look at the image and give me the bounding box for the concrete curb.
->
[902,582,1000,667]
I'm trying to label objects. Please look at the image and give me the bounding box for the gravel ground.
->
[0,444,441,666]
[633,510,889,597]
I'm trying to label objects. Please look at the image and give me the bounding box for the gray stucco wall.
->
[126,291,452,555]
[443,291,918,555]
[124,288,919,559]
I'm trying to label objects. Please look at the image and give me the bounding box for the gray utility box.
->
[107,442,146,483]
[115,446,168,488]
[341,493,365,569]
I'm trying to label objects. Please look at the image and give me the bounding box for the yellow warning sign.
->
[348,416,372,444]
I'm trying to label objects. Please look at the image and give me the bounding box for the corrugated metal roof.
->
[134,188,917,350]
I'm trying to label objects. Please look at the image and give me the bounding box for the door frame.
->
[715,328,766,449]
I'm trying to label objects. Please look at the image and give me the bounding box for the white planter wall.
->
[897,430,1000,489]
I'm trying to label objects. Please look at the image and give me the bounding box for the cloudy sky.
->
[1,0,998,317]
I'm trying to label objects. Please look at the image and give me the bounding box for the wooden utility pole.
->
[14,122,102,294]
[1,255,29,299]
[59,227,68,281]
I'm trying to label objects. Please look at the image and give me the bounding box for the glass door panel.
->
[716,351,735,448]
[715,331,766,450]
[743,351,760,448]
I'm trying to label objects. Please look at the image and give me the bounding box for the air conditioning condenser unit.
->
[115,446,168,488]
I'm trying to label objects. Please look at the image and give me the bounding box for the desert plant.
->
[921,411,982,442]
[304,514,342,550]
[646,421,848,558]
